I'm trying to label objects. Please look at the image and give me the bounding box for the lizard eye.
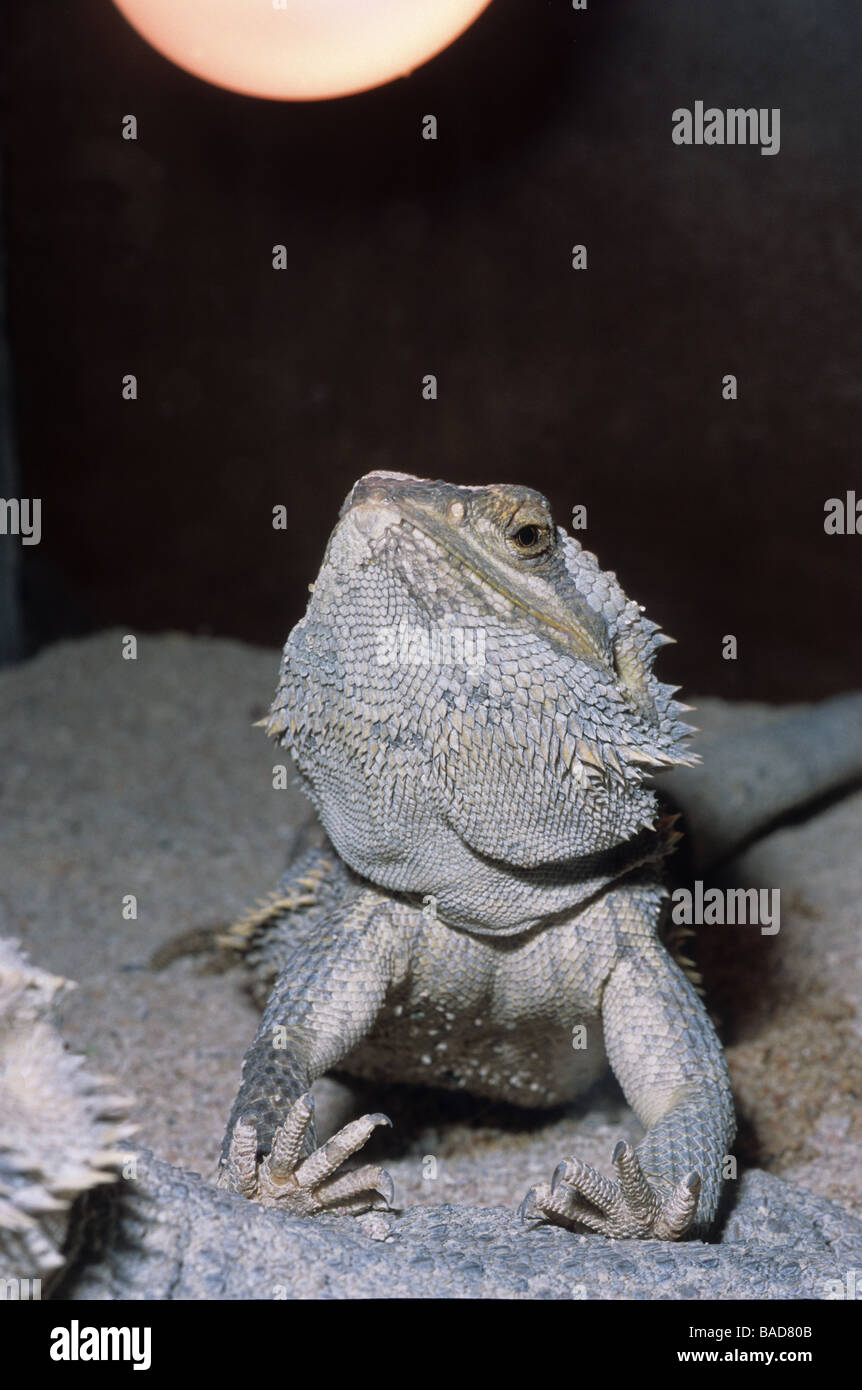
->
[515,524,539,547]
[508,520,552,556]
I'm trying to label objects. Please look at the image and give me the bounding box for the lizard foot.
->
[519,1140,700,1240]
[218,1093,395,1215]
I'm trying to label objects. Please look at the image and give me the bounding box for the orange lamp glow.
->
[111,0,494,101]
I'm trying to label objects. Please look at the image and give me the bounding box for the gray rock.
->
[59,1153,861,1300]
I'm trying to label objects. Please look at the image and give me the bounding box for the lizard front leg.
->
[523,882,735,1239]
[218,884,404,1215]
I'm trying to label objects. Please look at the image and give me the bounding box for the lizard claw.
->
[520,1141,700,1240]
[550,1160,569,1195]
[218,1094,396,1216]
[375,1170,395,1209]
[518,1186,541,1223]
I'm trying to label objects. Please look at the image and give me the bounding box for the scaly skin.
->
[218,473,736,1238]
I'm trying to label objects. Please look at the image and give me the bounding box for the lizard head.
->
[268,471,696,893]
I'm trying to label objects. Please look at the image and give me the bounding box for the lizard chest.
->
[340,913,611,1107]
[341,999,608,1107]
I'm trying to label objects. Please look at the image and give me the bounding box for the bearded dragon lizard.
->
[217,472,735,1239]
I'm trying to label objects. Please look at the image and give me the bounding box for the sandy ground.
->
[1,632,859,1217]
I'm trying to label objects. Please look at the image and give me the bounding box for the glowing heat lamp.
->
[111,0,494,101]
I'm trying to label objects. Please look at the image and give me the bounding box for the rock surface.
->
[57,1154,862,1301]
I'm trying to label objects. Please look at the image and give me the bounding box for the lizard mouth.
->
[345,473,611,670]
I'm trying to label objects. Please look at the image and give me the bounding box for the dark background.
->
[3,0,861,700]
